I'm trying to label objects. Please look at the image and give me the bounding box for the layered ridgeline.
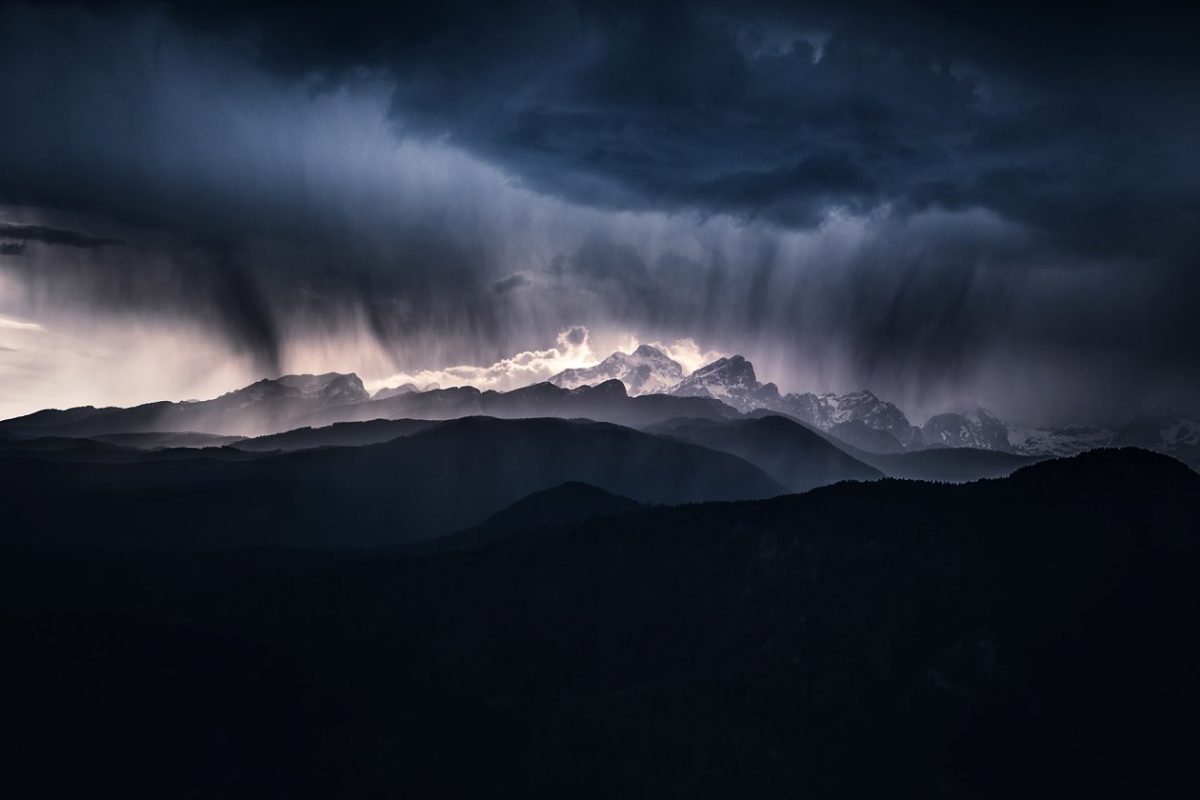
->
[2,345,1197,468]
[0,416,788,549]
[4,449,1199,796]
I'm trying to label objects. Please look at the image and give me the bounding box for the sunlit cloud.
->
[0,314,44,332]
[369,326,598,394]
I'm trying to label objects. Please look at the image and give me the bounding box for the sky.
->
[1,0,1197,425]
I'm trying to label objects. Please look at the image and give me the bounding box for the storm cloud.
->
[0,0,1197,423]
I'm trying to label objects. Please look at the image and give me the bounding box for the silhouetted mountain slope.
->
[429,481,641,551]
[857,446,1045,482]
[0,416,784,549]
[649,414,883,491]
[0,432,265,465]
[826,419,905,453]
[732,411,1052,483]
[0,372,370,438]
[233,418,437,452]
[2,449,1197,797]
[91,431,248,450]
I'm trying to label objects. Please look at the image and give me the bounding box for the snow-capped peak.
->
[921,408,1011,451]
[548,345,685,396]
[779,389,921,446]
[666,355,780,413]
[221,372,369,406]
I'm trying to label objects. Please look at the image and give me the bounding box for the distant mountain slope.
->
[783,389,923,447]
[922,408,1012,450]
[549,345,684,395]
[0,372,369,438]
[233,418,437,452]
[4,448,1197,797]
[90,432,247,450]
[826,419,905,453]
[1007,409,1200,469]
[648,414,883,492]
[0,416,784,549]
[1007,423,1117,457]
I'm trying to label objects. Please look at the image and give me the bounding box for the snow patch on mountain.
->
[921,409,1011,451]
[220,372,369,410]
[782,390,922,447]
[1007,424,1116,457]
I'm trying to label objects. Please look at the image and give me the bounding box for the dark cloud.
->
[1,0,1198,421]
[78,0,1195,250]
[0,242,26,256]
[0,223,121,249]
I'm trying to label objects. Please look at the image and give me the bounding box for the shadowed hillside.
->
[2,449,1197,797]
[648,414,884,491]
[0,416,783,549]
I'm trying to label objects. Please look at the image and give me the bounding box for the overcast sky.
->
[1,0,1197,424]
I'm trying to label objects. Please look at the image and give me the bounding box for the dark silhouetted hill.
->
[429,481,641,551]
[1,448,1196,797]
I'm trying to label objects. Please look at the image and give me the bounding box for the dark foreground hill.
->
[0,416,783,549]
[2,448,1197,797]
[424,481,642,552]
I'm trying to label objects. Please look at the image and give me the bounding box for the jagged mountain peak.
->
[779,388,921,448]
[678,355,755,386]
[224,372,369,405]
[667,355,779,413]
[548,345,684,395]
[921,408,1011,451]
[373,382,420,401]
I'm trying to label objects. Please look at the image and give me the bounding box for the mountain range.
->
[548,344,685,395]
[2,346,1197,470]
[3,345,1198,796]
